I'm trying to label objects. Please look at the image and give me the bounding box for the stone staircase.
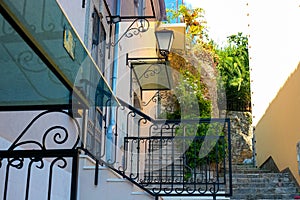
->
[230,164,299,200]
[143,128,231,199]
[79,155,155,200]
[144,160,300,199]
[142,125,300,200]
[143,129,184,184]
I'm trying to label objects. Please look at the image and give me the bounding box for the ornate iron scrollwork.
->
[142,91,169,106]
[7,110,80,151]
[109,18,150,47]
[139,63,163,79]
[0,110,81,200]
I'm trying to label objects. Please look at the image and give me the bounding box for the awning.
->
[0,0,118,111]
[131,61,173,91]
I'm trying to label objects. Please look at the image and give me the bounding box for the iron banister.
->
[117,97,231,125]
[117,98,154,122]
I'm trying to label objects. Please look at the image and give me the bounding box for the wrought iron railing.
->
[0,110,81,200]
[92,98,233,200]
[0,102,232,200]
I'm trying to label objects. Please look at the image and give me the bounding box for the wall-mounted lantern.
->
[155,29,174,59]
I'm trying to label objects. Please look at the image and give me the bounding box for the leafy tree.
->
[215,33,251,109]
[167,5,251,111]
[167,5,207,39]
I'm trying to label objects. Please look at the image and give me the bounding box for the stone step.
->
[149,146,184,151]
[145,155,183,159]
[232,172,291,180]
[230,193,295,200]
[144,170,184,176]
[144,161,183,170]
[144,163,183,168]
[231,176,294,187]
[229,164,299,199]
[145,159,183,166]
[232,185,297,193]
[146,152,184,157]
[232,168,271,174]
[231,164,256,169]
[232,181,296,188]
[144,166,184,171]
[232,165,271,173]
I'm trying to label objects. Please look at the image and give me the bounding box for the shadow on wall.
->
[255,61,300,184]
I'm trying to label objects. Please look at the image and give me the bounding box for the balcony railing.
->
[0,100,232,200]
[86,98,233,199]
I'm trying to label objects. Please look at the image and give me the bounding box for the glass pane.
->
[132,61,173,90]
[0,0,118,108]
[0,14,70,107]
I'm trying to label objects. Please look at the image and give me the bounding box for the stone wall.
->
[226,111,253,164]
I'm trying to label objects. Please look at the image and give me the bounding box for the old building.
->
[0,0,232,199]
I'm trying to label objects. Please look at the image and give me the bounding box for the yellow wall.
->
[159,23,186,51]
[256,62,300,183]
[248,0,300,184]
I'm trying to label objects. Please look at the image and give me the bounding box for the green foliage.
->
[215,33,251,104]
[173,70,211,119]
[164,5,236,173]
[167,5,251,109]
[167,5,207,39]
[176,123,226,164]
[174,122,227,181]
[160,53,211,120]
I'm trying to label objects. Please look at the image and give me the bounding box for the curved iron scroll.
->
[111,18,149,47]
[0,110,81,200]
[7,110,81,151]
[142,91,169,106]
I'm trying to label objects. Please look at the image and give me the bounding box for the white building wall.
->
[78,156,154,200]
[116,21,158,104]
[57,0,87,41]
[0,111,79,200]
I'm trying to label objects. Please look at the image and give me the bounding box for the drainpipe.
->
[106,0,120,162]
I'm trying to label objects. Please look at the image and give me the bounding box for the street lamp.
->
[155,29,174,59]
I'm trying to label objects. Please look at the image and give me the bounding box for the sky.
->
[184,0,249,45]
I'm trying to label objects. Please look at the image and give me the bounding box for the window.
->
[91,9,106,74]
[91,8,106,122]
[88,9,107,145]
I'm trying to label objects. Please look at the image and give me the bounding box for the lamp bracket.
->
[142,91,169,106]
[106,16,151,47]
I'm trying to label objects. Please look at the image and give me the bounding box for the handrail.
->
[117,98,154,121]
[117,97,230,124]
[83,97,232,199]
